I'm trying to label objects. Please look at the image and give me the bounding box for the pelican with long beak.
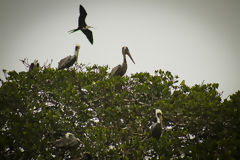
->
[110,46,135,77]
[150,109,163,140]
[68,5,93,44]
[58,45,80,70]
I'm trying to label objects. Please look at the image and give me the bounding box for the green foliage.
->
[0,64,239,159]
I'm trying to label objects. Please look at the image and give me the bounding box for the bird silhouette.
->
[69,5,93,44]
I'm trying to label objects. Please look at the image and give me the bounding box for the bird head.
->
[155,109,162,117]
[65,132,74,139]
[122,46,135,64]
[65,132,80,142]
[75,44,80,51]
[155,109,163,128]
[75,44,80,60]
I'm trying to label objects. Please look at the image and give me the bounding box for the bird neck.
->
[75,49,79,61]
[157,116,163,129]
[122,54,127,65]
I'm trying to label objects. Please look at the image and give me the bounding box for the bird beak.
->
[157,113,163,129]
[75,45,80,60]
[127,51,135,64]
[86,25,93,29]
[160,115,163,129]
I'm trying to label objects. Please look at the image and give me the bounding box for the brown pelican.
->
[68,5,93,44]
[150,109,163,140]
[58,44,80,70]
[29,60,40,71]
[53,132,80,148]
[110,46,135,76]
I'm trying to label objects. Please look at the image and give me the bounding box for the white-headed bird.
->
[58,45,80,70]
[53,132,80,148]
[150,109,163,140]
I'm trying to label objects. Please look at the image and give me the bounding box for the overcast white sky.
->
[0,0,239,98]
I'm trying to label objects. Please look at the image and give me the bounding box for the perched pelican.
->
[53,132,80,148]
[29,60,40,71]
[68,5,93,44]
[150,109,163,140]
[110,46,135,77]
[58,45,80,70]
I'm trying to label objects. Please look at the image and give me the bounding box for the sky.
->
[0,0,239,99]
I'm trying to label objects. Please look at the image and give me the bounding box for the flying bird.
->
[150,109,163,140]
[58,44,80,70]
[110,46,135,77]
[69,5,93,44]
[53,132,80,148]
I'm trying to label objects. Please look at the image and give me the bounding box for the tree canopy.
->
[0,64,239,159]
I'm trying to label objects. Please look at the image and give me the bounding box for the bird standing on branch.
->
[150,109,163,140]
[58,44,80,70]
[110,46,135,77]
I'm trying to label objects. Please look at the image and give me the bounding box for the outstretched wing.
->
[81,29,93,44]
[78,5,87,27]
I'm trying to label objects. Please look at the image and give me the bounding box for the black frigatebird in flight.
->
[68,5,93,44]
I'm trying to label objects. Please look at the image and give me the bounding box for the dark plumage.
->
[58,45,80,70]
[69,5,93,44]
[151,123,162,140]
[150,109,163,140]
[110,46,135,77]
[29,60,40,71]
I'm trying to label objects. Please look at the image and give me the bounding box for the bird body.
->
[150,109,163,140]
[58,45,80,70]
[150,123,162,140]
[53,132,80,148]
[111,64,126,77]
[110,46,135,76]
[58,55,77,69]
[69,5,93,44]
